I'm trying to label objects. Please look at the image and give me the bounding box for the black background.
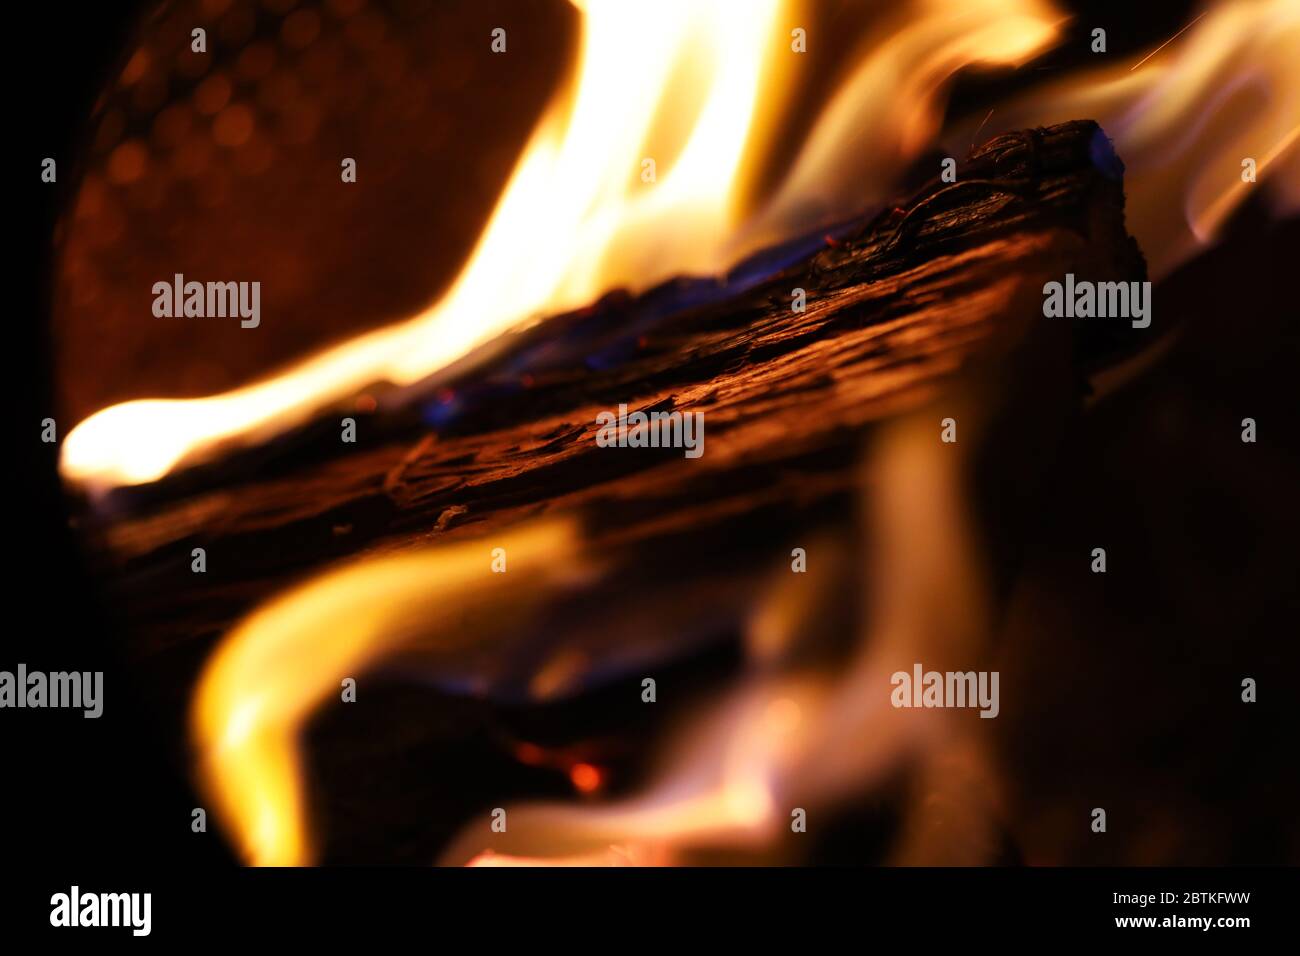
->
[13,0,233,874]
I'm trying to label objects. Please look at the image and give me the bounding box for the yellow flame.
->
[755,0,1063,242]
[192,519,582,866]
[62,0,785,490]
[955,0,1300,277]
[60,0,1064,492]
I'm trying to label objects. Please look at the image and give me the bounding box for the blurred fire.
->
[192,519,587,866]
[440,411,992,867]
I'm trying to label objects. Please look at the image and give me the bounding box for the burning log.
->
[91,119,1145,575]
[78,120,1152,862]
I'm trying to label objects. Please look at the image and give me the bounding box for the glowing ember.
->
[569,763,603,794]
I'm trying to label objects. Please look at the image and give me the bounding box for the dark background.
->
[15,0,232,880]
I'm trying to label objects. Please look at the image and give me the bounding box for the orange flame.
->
[953,0,1300,276]
[191,519,586,866]
[60,0,1062,492]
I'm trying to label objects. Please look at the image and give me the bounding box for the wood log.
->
[71,121,1153,860]
[81,120,1152,658]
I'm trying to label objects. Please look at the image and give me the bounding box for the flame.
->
[755,0,1063,241]
[56,2,1300,490]
[60,0,1063,492]
[436,410,992,867]
[192,519,585,866]
[89,0,1299,865]
[190,408,995,866]
[951,0,1300,277]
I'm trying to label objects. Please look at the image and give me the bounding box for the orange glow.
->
[569,763,603,794]
[514,742,547,767]
[467,845,660,867]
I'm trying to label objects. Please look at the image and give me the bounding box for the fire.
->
[754,0,1064,242]
[171,0,1064,866]
[71,0,1300,865]
[435,412,989,867]
[954,0,1300,277]
[60,0,1062,492]
[191,519,585,866]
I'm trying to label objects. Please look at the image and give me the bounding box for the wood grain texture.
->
[79,120,1150,686]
